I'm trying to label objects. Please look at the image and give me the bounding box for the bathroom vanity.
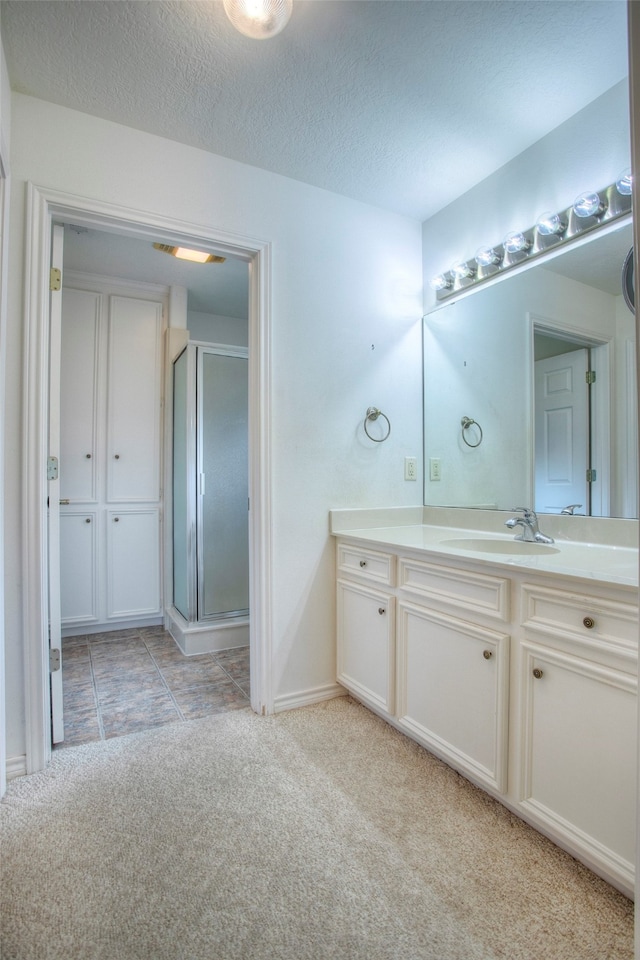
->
[331,508,638,897]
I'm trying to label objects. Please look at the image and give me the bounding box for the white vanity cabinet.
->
[336,543,396,715]
[334,534,638,895]
[517,581,637,891]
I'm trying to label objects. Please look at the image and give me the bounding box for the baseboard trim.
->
[274,682,347,714]
[7,755,27,781]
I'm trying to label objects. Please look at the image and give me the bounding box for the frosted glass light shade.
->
[222,0,293,38]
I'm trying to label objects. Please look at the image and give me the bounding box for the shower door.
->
[173,343,249,623]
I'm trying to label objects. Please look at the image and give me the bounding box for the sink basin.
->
[441,538,560,556]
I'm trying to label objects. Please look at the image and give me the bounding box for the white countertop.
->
[332,523,639,589]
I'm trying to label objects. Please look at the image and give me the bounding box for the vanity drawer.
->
[521,583,638,657]
[398,556,510,623]
[337,541,396,586]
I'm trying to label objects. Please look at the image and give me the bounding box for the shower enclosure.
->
[169,343,249,654]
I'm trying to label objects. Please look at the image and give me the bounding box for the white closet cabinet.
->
[59,280,164,631]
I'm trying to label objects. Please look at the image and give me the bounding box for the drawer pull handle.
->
[583,616,595,629]
[533,668,544,679]
[378,607,385,615]
[483,649,492,660]
[359,560,367,567]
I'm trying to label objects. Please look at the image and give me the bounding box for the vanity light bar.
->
[430,176,633,301]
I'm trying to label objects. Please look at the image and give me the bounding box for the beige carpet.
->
[0,696,633,960]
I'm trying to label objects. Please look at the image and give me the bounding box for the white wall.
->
[4,94,423,760]
[187,311,248,347]
[423,80,631,314]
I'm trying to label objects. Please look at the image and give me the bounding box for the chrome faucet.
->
[560,503,582,515]
[505,507,554,544]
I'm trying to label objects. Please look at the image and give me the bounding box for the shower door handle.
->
[199,472,206,496]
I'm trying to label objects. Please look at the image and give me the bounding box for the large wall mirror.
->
[423,215,636,519]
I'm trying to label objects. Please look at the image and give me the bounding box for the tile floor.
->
[56,626,250,747]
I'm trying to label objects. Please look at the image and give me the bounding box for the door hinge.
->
[586,468,597,483]
[47,456,59,481]
[585,370,596,385]
[49,648,61,672]
[50,267,62,292]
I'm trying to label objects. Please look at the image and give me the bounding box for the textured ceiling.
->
[0,0,629,222]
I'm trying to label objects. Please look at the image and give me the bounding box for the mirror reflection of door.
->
[534,339,590,515]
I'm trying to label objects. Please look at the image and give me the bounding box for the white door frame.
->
[23,182,274,773]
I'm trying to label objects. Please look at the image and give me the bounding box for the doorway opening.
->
[532,322,610,517]
[23,184,272,773]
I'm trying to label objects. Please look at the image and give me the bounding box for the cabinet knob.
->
[533,668,544,679]
[114,454,120,460]
[114,517,120,522]
[359,560,367,567]
[583,616,595,629]
[85,518,91,524]
[378,607,385,615]
[483,649,492,660]
[85,453,92,459]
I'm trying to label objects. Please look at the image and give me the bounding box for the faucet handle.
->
[560,503,582,515]
[512,506,536,520]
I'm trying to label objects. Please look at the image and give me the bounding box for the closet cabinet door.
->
[107,296,162,502]
[60,511,98,625]
[60,288,101,502]
[107,509,161,619]
[396,601,510,793]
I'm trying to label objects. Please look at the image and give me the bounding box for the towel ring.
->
[364,406,391,442]
[461,416,483,448]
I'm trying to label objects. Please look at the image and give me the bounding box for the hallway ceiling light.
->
[222,0,293,39]
[153,243,226,264]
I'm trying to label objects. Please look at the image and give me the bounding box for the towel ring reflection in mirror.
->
[364,406,391,442]
[461,416,483,448]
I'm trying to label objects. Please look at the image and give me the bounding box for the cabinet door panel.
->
[397,601,509,792]
[107,296,162,502]
[60,511,98,624]
[520,642,636,884]
[60,288,101,502]
[337,579,394,715]
[107,509,160,618]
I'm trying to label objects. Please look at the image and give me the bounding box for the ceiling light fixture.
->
[222,0,293,39]
[153,243,226,264]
